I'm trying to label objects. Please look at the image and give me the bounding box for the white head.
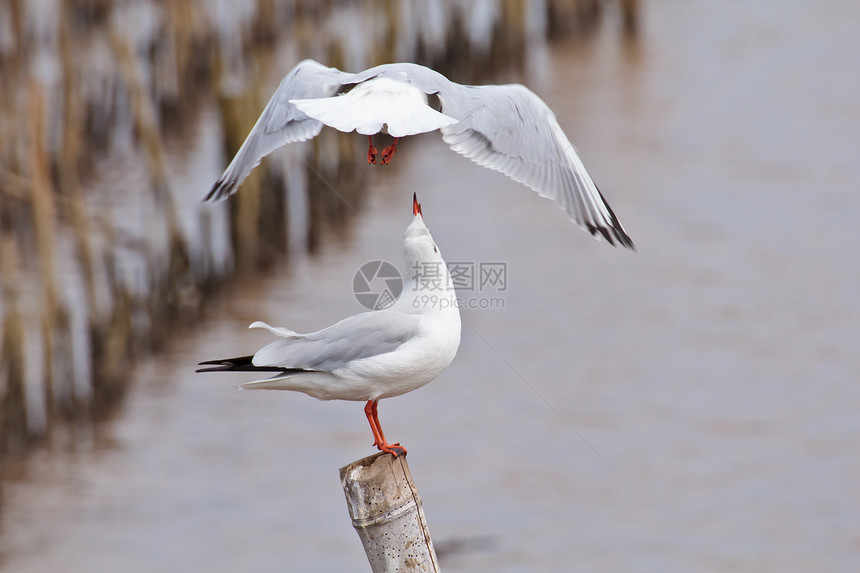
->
[403,193,445,270]
[399,194,457,312]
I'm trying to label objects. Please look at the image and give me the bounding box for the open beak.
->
[413,192,422,217]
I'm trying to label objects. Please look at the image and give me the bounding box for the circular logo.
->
[353,260,403,310]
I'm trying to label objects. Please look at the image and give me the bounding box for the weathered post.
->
[340,453,440,572]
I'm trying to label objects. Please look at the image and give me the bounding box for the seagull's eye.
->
[433,245,438,253]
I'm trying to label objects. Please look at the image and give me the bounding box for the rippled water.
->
[3,2,860,571]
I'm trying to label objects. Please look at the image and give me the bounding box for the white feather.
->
[290,77,457,137]
[249,321,299,337]
[232,212,461,402]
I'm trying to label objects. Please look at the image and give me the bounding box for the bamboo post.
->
[340,453,440,573]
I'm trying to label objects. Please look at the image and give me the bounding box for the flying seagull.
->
[197,194,461,457]
[206,59,634,249]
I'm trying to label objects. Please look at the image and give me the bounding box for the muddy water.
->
[3,2,860,571]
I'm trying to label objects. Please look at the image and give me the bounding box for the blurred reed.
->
[0,0,633,496]
[0,237,28,456]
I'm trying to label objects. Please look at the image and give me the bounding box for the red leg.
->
[370,401,397,447]
[364,400,384,447]
[364,400,406,457]
[372,401,406,457]
[367,135,378,164]
[380,137,399,165]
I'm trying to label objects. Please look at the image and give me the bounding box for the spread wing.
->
[437,84,633,248]
[250,312,421,373]
[359,63,633,248]
[205,59,353,201]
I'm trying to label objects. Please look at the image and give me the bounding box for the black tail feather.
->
[196,355,287,374]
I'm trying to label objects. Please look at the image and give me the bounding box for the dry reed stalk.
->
[547,0,602,38]
[620,0,638,36]
[254,0,279,45]
[216,46,290,272]
[216,89,264,271]
[88,216,133,420]
[0,236,29,455]
[26,81,64,428]
[496,0,527,69]
[56,3,95,421]
[7,0,23,66]
[305,134,330,254]
[109,19,193,352]
[108,22,189,269]
[59,1,99,314]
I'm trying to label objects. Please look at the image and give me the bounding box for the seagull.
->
[206,59,634,249]
[197,193,461,457]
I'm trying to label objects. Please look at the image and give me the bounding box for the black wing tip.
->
[196,356,315,375]
[592,186,635,251]
[618,231,636,251]
[196,355,252,373]
[198,355,252,365]
[610,226,636,251]
[585,220,635,251]
[196,365,227,373]
[196,355,285,374]
[203,177,236,203]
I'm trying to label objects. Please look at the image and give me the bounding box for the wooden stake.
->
[340,453,440,573]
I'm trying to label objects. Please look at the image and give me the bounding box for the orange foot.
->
[364,399,406,457]
[380,137,399,165]
[378,442,407,457]
[367,135,378,164]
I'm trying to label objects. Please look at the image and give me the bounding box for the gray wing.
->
[359,66,632,248]
[205,59,353,201]
[438,84,633,248]
[344,62,455,89]
[252,311,421,373]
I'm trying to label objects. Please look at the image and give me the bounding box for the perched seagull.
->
[206,59,634,249]
[197,194,461,457]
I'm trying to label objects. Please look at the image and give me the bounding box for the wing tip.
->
[203,176,238,202]
[587,224,635,251]
[592,186,635,251]
[616,229,636,251]
[196,355,253,372]
[196,355,292,374]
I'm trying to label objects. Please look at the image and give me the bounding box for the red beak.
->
[413,192,422,217]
